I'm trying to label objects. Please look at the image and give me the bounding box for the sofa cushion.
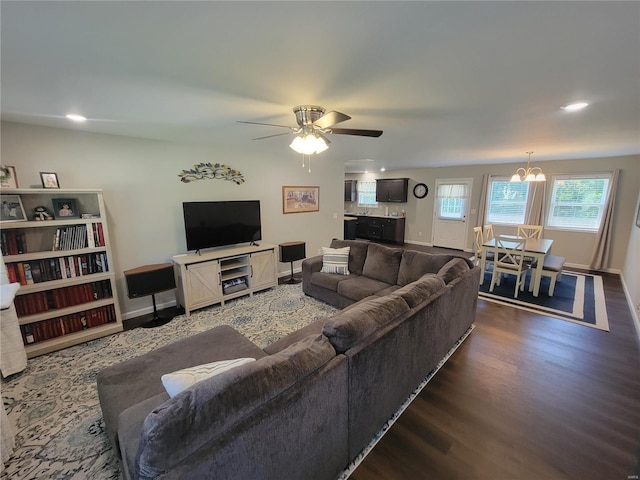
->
[336,275,393,302]
[398,251,467,286]
[391,276,445,308]
[329,238,370,275]
[161,358,256,398]
[311,271,350,291]
[136,334,337,478]
[322,296,410,353]
[436,257,471,285]
[361,243,403,285]
[320,246,350,275]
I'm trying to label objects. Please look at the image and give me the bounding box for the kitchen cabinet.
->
[376,178,409,203]
[344,180,357,202]
[354,216,405,244]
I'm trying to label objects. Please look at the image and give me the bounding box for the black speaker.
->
[124,264,176,298]
[279,242,306,263]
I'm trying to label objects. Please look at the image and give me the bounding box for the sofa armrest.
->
[303,255,323,273]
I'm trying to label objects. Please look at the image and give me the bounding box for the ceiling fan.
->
[238,105,383,154]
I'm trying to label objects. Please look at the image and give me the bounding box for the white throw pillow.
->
[161,358,256,398]
[320,246,350,275]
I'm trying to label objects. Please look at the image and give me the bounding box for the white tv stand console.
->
[172,243,278,316]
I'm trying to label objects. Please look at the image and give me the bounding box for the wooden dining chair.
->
[483,224,494,241]
[517,224,543,239]
[489,235,532,298]
[472,226,484,267]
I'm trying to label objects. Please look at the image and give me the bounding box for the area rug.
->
[478,269,609,331]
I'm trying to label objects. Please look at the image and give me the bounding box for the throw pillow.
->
[161,358,256,398]
[320,246,350,275]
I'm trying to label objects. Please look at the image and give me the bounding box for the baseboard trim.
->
[620,273,640,340]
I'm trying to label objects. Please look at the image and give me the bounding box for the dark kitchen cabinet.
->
[344,180,357,202]
[355,216,405,244]
[376,178,409,203]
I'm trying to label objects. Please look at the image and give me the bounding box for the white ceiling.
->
[2,1,639,173]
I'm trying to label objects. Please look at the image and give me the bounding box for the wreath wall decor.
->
[178,163,245,185]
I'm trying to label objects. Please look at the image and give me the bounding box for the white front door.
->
[432,178,472,250]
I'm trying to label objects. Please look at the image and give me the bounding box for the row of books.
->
[0,230,27,255]
[53,223,105,251]
[14,280,113,317]
[20,304,117,345]
[6,253,110,286]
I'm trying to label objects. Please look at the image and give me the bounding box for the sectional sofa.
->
[97,239,480,480]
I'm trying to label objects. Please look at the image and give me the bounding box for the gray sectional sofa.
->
[97,239,480,480]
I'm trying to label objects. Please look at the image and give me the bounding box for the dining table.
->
[480,236,554,297]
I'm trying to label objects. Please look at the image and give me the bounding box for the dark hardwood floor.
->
[351,248,640,479]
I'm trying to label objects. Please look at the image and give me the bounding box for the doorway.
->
[432,178,472,250]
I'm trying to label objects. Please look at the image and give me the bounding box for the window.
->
[485,177,530,225]
[547,175,611,231]
[436,181,470,219]
[357,181,378,207]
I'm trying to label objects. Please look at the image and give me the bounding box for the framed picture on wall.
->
[40,172,60,189]
[52,198,79,219]
[282,186,320,214]
[636,201,640,228]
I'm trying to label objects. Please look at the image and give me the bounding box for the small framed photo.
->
[40,172,60,189]
[0,194,27,222]
[52,198,79,219]
[282,186,320,214]
[0,165,18,188]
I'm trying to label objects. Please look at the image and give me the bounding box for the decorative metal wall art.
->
[178,163,245,185]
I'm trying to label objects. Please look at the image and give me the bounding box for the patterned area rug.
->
[478,269,609,331]
[1,284,337,479]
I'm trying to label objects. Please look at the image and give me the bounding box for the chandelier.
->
[510,151,546,182]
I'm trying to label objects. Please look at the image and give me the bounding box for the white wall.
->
[347,155,640,272]
[2,122,344,317]
[622,193,640,335]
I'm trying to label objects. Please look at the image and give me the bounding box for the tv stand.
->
[172,243,278,316]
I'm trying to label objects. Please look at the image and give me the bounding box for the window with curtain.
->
[357,181,378,207]
[547,174,611,231]
[436,182,470,219]
[485,177,530,225]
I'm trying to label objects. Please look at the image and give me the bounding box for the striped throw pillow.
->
[320,246,350,275]
[161,358,256,398]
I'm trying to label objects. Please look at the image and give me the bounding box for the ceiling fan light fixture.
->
[289,133,328,155]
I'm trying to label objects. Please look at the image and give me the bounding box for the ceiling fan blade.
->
[317,132,331,145]
[252,132,294,140]
[237,120,295,129]
[313,110,351,129]
[329,128,383,138]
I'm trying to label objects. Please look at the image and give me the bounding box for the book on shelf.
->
[19,304,116,345]
[7,253,110,286]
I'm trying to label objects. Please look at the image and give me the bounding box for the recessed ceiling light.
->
[380,167,386,172]
[66,114,87,122]
[561,102,589,112]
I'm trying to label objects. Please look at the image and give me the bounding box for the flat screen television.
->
[182,200,262,252]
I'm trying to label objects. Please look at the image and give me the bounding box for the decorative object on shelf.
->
[282,186,319,214]
[40,172,60,189]
[178,163,244,185]
[33,206,54,221]
[0,195,26,222]
[0,165,18,188]
[413,183,429,199]
[52,198,79,219]
[510,151,546,182]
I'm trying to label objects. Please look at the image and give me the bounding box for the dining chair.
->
[517,224,543,239]
[489,235,532,298]
[472,226,484,267]
[483,224,494,241]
